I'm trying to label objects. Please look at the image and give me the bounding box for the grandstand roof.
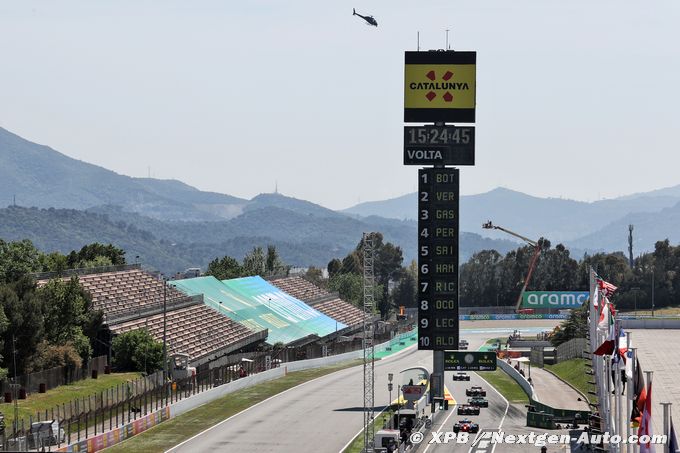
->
[171,276,347,345]
[269,276,367,328]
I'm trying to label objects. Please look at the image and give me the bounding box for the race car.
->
[452,372,470,381]
[453,418,479,434]
[466,386,487,397]
[468,396,489,407]
[457,404,480,415]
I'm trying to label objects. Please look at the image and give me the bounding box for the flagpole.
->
[661,402,671,453]
[644,371,653,453]
[626,339,633,453]
[616,351,623,453]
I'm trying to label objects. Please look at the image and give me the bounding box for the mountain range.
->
[2,126,679,272]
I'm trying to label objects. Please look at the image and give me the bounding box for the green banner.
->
[443,351,497,371]
[521,291,588,308]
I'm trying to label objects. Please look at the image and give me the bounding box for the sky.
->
[1,0,679,210]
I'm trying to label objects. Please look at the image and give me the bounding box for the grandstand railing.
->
[31,263,142,281]
[105,294,205,326]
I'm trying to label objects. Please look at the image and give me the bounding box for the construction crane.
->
[482,221,542,313]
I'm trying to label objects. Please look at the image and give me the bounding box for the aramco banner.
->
[521,291,589,308]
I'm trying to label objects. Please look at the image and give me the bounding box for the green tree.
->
[206,255,243,280]
[550,303,588,346]
[66,243,126,269]
[111,329,164,373]
[305,267,325,288]
[0,239,42,283]
[242,246,266,277]
[392,261,417,309]
[328,273,363,307]
[265,245,287,276]
[27,341,82,373]
[0,278,44,375]
[327,259,342,278]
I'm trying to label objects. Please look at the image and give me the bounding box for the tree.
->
[242,247,266,277]
[112,330,164,373]
[327,259,342,278]
[27,341,82,373]
[37,278,94,362]
[305,267,325,288]
[0,239,42,283]
[265,245,288,276]
[0,278,44,375]
[550,303,588,346]
[392,261,417,309]
[328,273,363,308]
[66,243,126,269]
[206,255,242,280]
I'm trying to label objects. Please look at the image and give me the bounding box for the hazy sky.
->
[1,1,679,210]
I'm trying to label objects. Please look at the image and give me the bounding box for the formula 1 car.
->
[465,386,487,397]
[457,404,481,416]
[468,396,489,408]
[452,372,470,381]
[453,418,479,434]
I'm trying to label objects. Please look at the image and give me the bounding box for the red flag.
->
[594,316,617,356]
[637,378,655,452]
[631,357,647,427]
[597,277,618,297]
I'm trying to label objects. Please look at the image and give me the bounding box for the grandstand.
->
[37,265,267,367]
[171,275,348,346]
[269,276,368,329]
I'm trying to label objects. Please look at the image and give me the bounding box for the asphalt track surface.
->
[167,320,561,453]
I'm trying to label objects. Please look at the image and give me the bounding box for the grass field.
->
[544,358,591,400]
[105,360,363,453]
[342,410,393,453]
[619,305,680,316]
[0,372,141,426]
[480,369,529,404]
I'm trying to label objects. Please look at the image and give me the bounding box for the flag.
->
[597,277,618,297]
[637,378,655,452]
[592,284,600,308]
[625,349,634,380]
[630,357,646,426]
[597,300,612,334]
[594,316,617,356]
[669,416,678,453]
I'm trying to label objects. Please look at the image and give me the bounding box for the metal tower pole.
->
[363,232,376,453]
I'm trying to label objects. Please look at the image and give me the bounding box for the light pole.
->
[651,269,655,317]
[631,287,640,315]
[387,373,394,429]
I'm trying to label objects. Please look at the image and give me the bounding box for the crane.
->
[482,221,542,313]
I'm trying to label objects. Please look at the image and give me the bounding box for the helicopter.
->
[353,8,378,27]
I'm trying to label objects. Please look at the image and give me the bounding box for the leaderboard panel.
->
[417,168,460,351]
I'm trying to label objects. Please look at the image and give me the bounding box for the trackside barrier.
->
[55,407,170,452]
[619,318,680,329]
[528,399,590,423]
[496,358,537,401]
[460,314,568,321]
[526,411,556,429]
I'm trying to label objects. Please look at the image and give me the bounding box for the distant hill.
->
[344,187,680,245]
[0,127,245,221]
[568,201,680,254]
